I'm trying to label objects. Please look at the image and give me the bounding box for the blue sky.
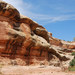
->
[3,0,75,41]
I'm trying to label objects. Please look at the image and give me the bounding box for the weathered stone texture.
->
[0,0,70,66]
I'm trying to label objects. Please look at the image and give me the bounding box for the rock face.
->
[0,1,70,66]
[49,32,75,49]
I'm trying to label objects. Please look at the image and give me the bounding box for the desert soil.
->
[0,65,75,75]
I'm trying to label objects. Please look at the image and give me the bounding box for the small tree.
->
[73,37,75,41]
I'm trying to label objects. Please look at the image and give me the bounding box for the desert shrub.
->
[71,52,75,56]
[72,59,75,62]
[70,59,75,67]
[68,66,75,71]
[74,56,75,59]
[68,52,75,71]
[63,40,65,41]
[67,41,71,42]
[73,37,75,41]
[70,61,74,67]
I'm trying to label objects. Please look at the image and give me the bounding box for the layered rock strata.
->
[0,1,69,66]
[49,32,75,49]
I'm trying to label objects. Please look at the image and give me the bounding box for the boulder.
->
[34,25,50,43]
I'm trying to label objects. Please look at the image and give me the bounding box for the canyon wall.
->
[49,32,75,49]
[0,1,69,66]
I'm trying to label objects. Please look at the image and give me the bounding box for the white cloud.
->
[2,0,75,25]
[3,0,31,13]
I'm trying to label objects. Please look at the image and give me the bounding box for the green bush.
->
[70,61,74,67]
[68,66,75,71]
[71,52,75,56]
[69,52,75,71]
[74,56,75,59]
[72,59,75,62]
[70,59,75,67]
[73,37,75,41]
[67,41,71,42]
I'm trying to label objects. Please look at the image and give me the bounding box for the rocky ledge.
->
[49,32,75,50]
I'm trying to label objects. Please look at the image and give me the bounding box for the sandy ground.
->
[0,65,75,75]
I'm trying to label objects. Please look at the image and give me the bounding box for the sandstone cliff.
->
[0,0,70,66]
[49,32,75,50]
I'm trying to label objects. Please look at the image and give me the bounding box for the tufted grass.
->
[68,66,75,71]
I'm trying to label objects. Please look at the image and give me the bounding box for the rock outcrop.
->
[49,32,75,49]
[0,0,70,66]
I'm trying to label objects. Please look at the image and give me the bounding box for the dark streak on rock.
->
[40,50,42,56]
[5,31,25,57]
[13,23,22,31]
[5,39,11,51]
[25,38,36,56]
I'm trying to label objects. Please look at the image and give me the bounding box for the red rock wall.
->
[49,32,75,49]
[0,1,70,66]
[0,15,49,66]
